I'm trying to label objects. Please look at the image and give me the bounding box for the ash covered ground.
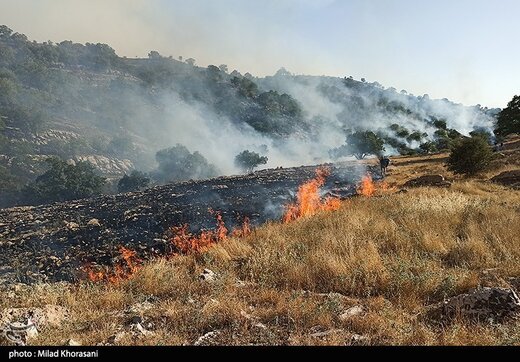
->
[0,163,379,284]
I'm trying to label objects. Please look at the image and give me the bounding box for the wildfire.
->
[283,167,342,223]
[84,246,142,284]
[170,211,251,254]
[231,216,251,238]
[357,174,376,197]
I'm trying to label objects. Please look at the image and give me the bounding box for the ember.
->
[283,167,342,223]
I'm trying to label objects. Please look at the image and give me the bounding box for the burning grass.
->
[81,167,398,284]
[282,166,342,223]
[4,144,520,346]
[4,177,520,346]
[83,247,142,284]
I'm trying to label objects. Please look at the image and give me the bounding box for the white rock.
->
[87,218,101,227]
[194,331,220,346]
[66,338,81,346]
[339,305,365,321]
[199,269,217,282]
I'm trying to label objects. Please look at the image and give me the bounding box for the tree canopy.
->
[153,144,219,183]
[234,150,268,173]
[22,158,106,205]
[330,131,385,160]
[495,95,520,137]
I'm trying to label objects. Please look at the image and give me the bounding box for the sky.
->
[0,0,518,108]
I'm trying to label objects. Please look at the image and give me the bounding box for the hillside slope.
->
[0,163,374,284]
[0,25,501,209]
[1,139,519,346]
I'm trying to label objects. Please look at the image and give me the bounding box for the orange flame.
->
[358,174,376,197]
[283,167,341,223]
[231,216,251,238]
[170,212,251,254]
[83,246,142,284]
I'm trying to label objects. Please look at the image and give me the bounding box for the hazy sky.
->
[0,0,518,108]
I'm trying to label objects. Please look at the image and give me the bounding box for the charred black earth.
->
[0,164,379,284]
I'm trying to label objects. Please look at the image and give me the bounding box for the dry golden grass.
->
[1,144,520,346]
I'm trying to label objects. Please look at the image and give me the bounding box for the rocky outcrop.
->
[70,155,134,177]
[403,174,451,188]
[490,170,520,188]
[30,130,80,146]
[424,287,520,323]
[0,164,375,285]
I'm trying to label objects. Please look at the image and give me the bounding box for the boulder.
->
[403,174,451,188]
[64,221,80,231]
[490,170,520,188]
[424,287,520,323]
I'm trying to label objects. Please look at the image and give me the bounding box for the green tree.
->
[495,95,520,137]
[419,141,438,154]
[231,76,258,98]
[117,171,150,193]
[22,158,106,205]
[330,131,385,160]
[469,129,493,144]
[447,137,494,175]
[148,51,162,59]
[433,119,448,130]
[234,150,268,173]
[218,64,228,73]
[407,131,424,143]
[154,144,219,183]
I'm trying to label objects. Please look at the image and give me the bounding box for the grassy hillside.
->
[2,139,519,346]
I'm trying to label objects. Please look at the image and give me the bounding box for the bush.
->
[22,158,106,205]
[447,137,494,175]
[118,171,150,193]
[419,141,438,154]
[153,144,219,183]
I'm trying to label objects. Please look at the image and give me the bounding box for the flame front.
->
[357,174,376,197]
[231,216,251,238]
[84,246,142,284]
[170,212,251,254]
[283,167,341,223]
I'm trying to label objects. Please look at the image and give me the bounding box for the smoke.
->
[126,86,345,174]
[87,63,497,179]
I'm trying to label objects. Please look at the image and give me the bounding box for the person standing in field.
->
[380,156,390,177]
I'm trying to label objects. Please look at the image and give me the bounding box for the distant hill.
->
[0,25,499,207]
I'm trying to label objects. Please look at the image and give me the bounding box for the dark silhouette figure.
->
[380,156,390,177]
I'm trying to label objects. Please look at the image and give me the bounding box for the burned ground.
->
[0,164,377,285]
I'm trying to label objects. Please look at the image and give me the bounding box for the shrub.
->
[447,137,494,175]
[118,171,151,193]
[22,158,106,205]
